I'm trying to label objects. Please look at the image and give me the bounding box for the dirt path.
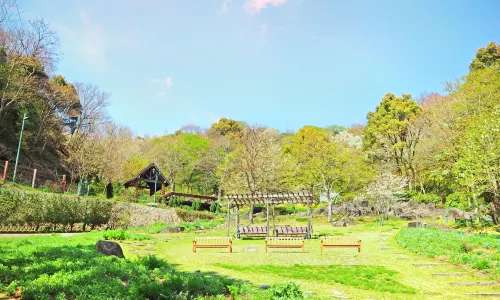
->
[0,232,82,238]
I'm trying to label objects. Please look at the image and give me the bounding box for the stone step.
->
[465,293,500,297]
[413,263,443,267]
[432,272,467,277]
[451,282,496,286]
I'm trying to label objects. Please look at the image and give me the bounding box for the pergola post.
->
[266,201,270,237]
[235,204,240,233]
[227,200,231,238]
[308,203,312,240]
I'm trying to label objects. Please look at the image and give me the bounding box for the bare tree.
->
[72,83,110,135]
[0,18,59,119]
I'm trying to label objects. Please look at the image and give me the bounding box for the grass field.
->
[1,215,500,299]
[116,216,499,299]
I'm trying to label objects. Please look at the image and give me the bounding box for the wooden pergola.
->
[223,192,318,238]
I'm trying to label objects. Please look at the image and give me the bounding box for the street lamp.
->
[13,113,29,182]
[152,168,158,203]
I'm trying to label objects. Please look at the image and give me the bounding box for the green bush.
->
[269,282,304,300]
[192,199,202,211]
[0,187,113,231]
[445,192,471,211]
[412,193,441,204]
[210,201,221,213]
[175,208,215,222]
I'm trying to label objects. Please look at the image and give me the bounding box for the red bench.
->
[237,226,268,238]
[275,226,309,239]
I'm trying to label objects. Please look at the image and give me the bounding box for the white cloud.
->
[243,0,288,14]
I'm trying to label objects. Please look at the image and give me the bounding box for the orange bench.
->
[320,236,362,253]
[192,237,232,253]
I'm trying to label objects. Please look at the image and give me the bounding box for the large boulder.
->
[332,221,346,227]
[408,222,422,228]
[448,208,465,219]
[96,240,125,258]
[342,217,355,226]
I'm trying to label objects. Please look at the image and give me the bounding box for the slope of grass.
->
[396,228,500,278]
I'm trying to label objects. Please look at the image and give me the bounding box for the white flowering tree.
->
[358,173,407,226]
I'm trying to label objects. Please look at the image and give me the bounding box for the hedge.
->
[0,187,113,231]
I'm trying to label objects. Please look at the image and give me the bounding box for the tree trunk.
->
[249,204,254,224]
[327,201,332,223]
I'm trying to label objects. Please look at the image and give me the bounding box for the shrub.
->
[175,208,215,222]
[412,193,441,204]
[210,201,221,213]
[192,199,202,211]
[445,192,471,211]
[269,282,304,300]
[0,187,113,231]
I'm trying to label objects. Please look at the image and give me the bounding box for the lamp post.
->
[13,113,29,182]
[152,168,158,203]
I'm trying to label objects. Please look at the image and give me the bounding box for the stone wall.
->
[110,202,181,228]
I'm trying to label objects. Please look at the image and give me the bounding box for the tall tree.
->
[285,126,372,222]
[227,126,283,223]
[469,42,500,71]
[364,93,422,188]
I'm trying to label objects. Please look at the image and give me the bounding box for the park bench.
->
[275,226,309,239]
[237,226,268,238]
[192,237,232,253]
[320,236,362,253]
[265,237,305,253]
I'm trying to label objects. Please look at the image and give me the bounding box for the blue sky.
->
[19,0,500,136]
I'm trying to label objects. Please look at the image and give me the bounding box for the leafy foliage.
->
[0,187,112,231]
[396,228,500,276]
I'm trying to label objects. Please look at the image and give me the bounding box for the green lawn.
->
[132,215,500,299]
[1,216,500,299]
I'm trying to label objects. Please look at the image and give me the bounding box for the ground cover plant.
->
[396,228,500,278]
